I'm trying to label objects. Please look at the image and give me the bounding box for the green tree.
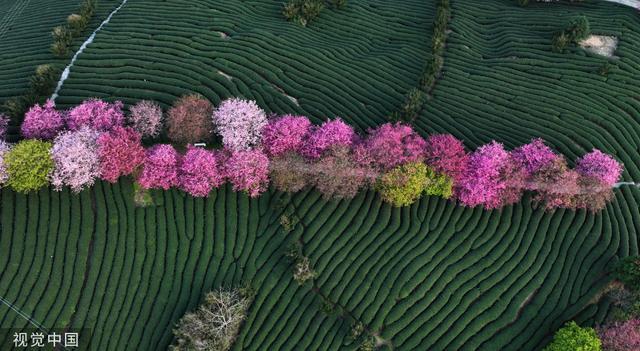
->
[543,321,601,351]
[5,140,53,193]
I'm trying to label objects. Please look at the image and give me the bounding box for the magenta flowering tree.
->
[138,144,181,190]
[179,146,225,197]
[67,99,125,132]
[598,319,640,351]
[50,127,101,192]
[261,115,311,157]
[225,149,270,197]
[97,126,145,182]
[300,118,356,159]
[21,100,65,139]
[424,134,469,181]
[0,141,10,185]
[212,98,267,151]
[455,141,523,209]
[576,149,623,187]
[511,138,559,178]
[0,113,9,140]
[128,100,163,138]
[357,123,426,171]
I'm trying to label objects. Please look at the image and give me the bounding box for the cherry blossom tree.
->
[598,319,640,351]
[0,113,9,140]
[67,99,125,132]
[511,138,559,178]
[97,126,145,182]
[576,149,623,187]
[128,100,163,138]
[21,100,65,139]
[0,141,10,186]
[424,134,469,181]
[212,98,267,151]
[167,95,213,144]
[225,149,270,197]
[138,144,181,190]
[50,127,100,192]
[356,122,426,171]
[261,115,311,157]
[300,118,355,159]
[179,146,226,197]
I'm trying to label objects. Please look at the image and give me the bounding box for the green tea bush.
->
[543,321,601,351]
[5,140,53,193]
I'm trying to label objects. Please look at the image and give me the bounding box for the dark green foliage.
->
[282,0,346,26]
[396,88,427,122]
[1,64,60,125]
[567,15,590,42]
[517,0,530,6]
[615,256,640,292]
[552,31,571,53]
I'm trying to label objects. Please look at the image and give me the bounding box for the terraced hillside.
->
[1,182,636,350]
[51,0,433,130]
[0,0,120,102]
[0,0,640,350]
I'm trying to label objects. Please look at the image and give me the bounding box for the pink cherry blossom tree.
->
[511,138,559,178]
[261,115,311,157]
[179,146,226,197]
[21,100,65,139]
[424,134,469,181]
[576,149,623,187]
[225,149,270,197]
[67,99,125,132]
[356,123,426,171]
[50,127,101,192]
[138,144,181,190]
[598,319,640,351]
[300,118,355,159]
[212,98,267,151]
[97,126,145,182]
[128,100,163,138]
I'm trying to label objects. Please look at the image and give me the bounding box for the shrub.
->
[567,15,590,42]
[171,287,252,351]
[138,144,181,190]
[50,127,100,192]
[30,64,59,97]
[270,152,312,193]
[552,32,571,53]
[225,149,270,197]
[128,100,163,138]
[377,162,430,207]
[0,113,9,140]
[167,95,213,144]
[212,98,267,151]
[261,115,311,157]
[300,118,355,159]
[424,134,469,181]
[424,168,453,199]
[397,88,426,122]
[97,127,145,183]
[21,100,65,139]
[512,138,559,177]
[358,123,426,171]
[544,321,601,351]
[575,149,622,187]
[179,146,225,197]
[598,319,640,351]
[51,26,72,57]
[67,99,125,132]
[67,14,88,36]
[5,140,53,193]
[615,256,640,292]
[0,141,11,186]
[312,146,375,200]
[293,256,317,285]
[455,141,518,209]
